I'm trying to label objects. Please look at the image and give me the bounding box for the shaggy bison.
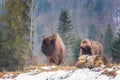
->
[80,39,103,56]
[41,33,66,65]
[76,39,106,68]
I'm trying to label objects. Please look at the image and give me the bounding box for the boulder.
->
[75,55,107,68]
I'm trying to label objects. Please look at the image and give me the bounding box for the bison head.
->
[41,35,56,56]
[81,45,92,55]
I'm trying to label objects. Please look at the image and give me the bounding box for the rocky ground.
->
[0,64,120,80]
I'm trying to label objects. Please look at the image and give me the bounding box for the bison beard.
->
[80,46,92,55]
[41,33,66,65]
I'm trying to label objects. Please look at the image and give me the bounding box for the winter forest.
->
[33,0,120,65]
[0,0,120,80]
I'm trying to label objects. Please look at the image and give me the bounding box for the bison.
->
[75,39,107,68]
[41,33,66,65]
[80,39,103,56]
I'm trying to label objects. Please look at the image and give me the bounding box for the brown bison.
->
[80,39,103,56]
[41,33,66,65]
[75,39,106,68]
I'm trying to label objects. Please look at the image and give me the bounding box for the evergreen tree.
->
[110,31,120,62]
[57,9,75,65]
[103,24,113,57]
[84,0,94,18]
[71,36,82,61]
[57,9,73,45]
[0,0,31,71]
[88,24,97,40]
[94,0,103,14]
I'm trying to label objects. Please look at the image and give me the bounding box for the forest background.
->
[0,0,120,71]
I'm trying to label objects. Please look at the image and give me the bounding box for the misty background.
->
[33,0,120,63]
[0,0,120,71]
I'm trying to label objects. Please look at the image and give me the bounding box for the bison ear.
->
[51,38,56,44]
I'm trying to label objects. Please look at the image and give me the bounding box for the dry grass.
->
[102,69,117,78]
[51,66,76,71]
[0,71,20,78]
[0,63,120,78]
[24,64,76,72]
[101,63,120,78]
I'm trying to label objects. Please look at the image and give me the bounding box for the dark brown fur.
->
[41,33,66,65]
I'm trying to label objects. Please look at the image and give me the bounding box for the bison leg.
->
[47,58,55,70]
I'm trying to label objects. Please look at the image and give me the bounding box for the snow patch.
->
[41,66,56,70]
[0,67,120,80]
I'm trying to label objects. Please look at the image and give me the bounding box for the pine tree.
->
[110,31,120,62]
[57,9,73,45]
[88,24,97,40]
[103,24,113,57]
[71,36,82,61]
[0,0,31,71]
[57,9,75,65]
[94,0,103,14]
[84,0,94,18]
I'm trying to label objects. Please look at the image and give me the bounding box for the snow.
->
[41,66,56,70]
[65,70,99,80]
[114,75,120,80]
[3,73,14,79]
[0,66,120,80]
[15,73,32,80]
[116,70,120,74]
[96,75,110,80]
[27,69,40,75]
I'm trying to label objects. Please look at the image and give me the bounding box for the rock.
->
[75,55,88,68]
[75,55,107,68]
[86,55,97,69]
[94,55,107,67]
